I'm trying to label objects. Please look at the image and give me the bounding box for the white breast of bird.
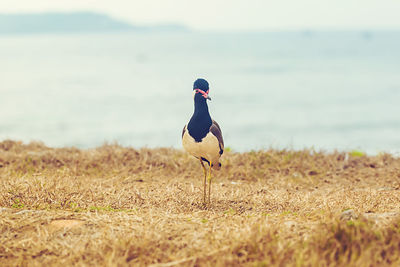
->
[182,127,221,165]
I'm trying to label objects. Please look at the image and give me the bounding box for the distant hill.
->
[0,12,187,34]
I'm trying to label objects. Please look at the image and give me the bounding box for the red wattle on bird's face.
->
[195,89,211,100]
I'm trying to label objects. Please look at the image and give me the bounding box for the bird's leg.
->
[208,161,212,205]
[200,159,207,204]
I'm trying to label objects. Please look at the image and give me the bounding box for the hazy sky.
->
[1,0,400,31]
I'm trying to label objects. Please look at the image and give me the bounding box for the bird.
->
[182,78,224,205]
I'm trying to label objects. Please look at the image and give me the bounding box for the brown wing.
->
[210,120,224,155]
[182,125,186,139]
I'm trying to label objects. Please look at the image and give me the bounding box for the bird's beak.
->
[207,95,211,101]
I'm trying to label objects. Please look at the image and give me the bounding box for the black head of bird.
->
[193,78,211,101]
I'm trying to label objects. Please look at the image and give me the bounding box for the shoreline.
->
[0,139,397,156]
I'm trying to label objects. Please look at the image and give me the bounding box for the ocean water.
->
[1,31,400,154]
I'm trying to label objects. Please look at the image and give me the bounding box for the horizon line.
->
[1,11,400,33]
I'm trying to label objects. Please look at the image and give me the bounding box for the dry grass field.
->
[1,140,400,266]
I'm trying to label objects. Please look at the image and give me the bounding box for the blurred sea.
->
[1,31,400,154]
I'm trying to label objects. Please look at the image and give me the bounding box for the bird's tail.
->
[212,162,222,170]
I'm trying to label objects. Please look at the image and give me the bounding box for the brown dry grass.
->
[1,140,400,266]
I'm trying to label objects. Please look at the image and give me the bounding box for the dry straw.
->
[1,140,400,266]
